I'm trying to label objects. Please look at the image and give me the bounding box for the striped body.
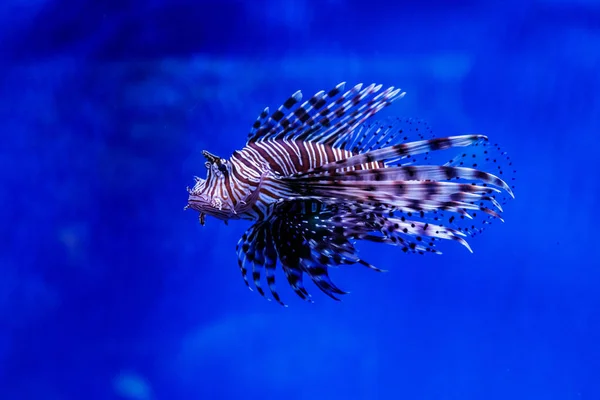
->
[188,140,383,222]
[186,82,516,305]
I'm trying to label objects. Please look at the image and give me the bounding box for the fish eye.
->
[204,161,211,169]
[217,159,228,172]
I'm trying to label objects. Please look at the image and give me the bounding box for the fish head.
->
[185,150,236,225]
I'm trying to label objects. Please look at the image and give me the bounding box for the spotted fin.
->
[235,199,380,305]
[236,221,286,305]
[281,126,516,245]
[246,82,405,146]
[336,116,436,153]
[295,134,488,177]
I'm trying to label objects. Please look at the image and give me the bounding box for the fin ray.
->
[247,82,405,146]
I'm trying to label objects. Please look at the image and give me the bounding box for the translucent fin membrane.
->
[341,116,435,154]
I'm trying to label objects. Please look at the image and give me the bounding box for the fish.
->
[185,82,516,305]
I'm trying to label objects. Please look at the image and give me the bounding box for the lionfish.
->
[185,82,515,305]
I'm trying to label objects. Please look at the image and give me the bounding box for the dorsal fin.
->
[246,82,406,146]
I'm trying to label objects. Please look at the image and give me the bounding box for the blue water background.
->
[1,0,599,399]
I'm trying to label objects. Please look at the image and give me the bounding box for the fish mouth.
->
[185,192,234,224]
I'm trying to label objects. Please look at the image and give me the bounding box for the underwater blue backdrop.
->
[1,0,599,399]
